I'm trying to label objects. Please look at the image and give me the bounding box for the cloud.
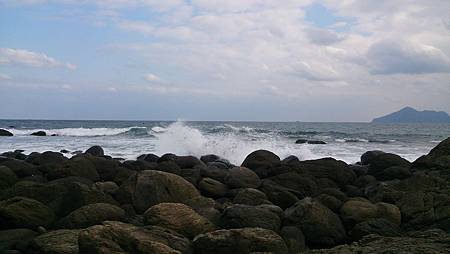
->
[144,73,161,82]
[0,48,76,70]
[305,27,345,45]
[0,73,12,80]
[366,40,450,75]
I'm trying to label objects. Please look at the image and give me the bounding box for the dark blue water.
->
[1,119,449,164]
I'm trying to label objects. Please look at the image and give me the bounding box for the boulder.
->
[316,194,343,213]
[56,203,126,229]
[0,228,37,252]
[241,150,281,178]
[233,188,271,206]
[85,145,104,156]
[0,166,18,190]
[25,151,68,166]
[198,178,228,198]
[284,198,346,246]
[299,158,356,187]
[368,153,410,180]
[360,150,385,165]
[200,154,221,164]
[200,165,229,182]
[340,198,401,228]
[280,226,307,254]
[295,139,307,144]
[30,131,46,136]
[220,204,281,232]
[260,179,299,209]
[267,172,318,199]
[307,140,327,144]
[94,181,119,195]
[193,228,288,254]
[79,221,192,254]
[183,196,221,225]
[137,153,160,163]
[174,155,205,169]
[224,166,261,189]
[115,170,200,214]
[427,137,450,158]
[0,129,13,136]
[48,156,99,181]
[0,159,38,178]
[144,202,215,238]
[30,229,80,254]
[0,197,55,229]
[350,218,403,241]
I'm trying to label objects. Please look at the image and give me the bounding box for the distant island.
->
[372,107,450,123]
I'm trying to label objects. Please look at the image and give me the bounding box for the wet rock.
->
[284,198,346,246]
[0,159,38,178]
[241,150,281,178]
[193,227,288,254]
[316,194,343,213]
[183,196,221,225]
[115,170,200,214]
[25,151,68,166]
[200,165,229,182]
[94,181,119,195]
[295,139,307,144]
[137,153,160,163]
[0,197,55,230]
[307,140,327,144]
[299,158,356,187]
[56,203,126,229]
[368,153,411,180]
[85,145,104,156]
[47,156,99,181]
[340,198,401,228]
[360,150,385,165]
[0,129,13,136]
[0,228,37,252]
[198,177,228,198]
[0,166,18,190]
[220,204,281,232]
[233,188,271,206]
[200,154,221,164]
[144,202,215,238]
[224,166,261,189]
[268,172,318,199]
[30,229,80,254]
[350,218,403,241]
[280,226,307,254]
[30,131,46,136]
[174,155,205,169]
[260,179,299,209]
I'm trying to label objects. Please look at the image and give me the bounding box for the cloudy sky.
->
[1,0,450,121]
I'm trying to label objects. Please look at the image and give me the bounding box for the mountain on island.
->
[371,107,450,123]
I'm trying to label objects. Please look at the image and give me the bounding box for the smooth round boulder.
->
[224,166,261,189]
[193,228,288,254]
[0,159,38,178]
[198,177,228,198]
[233,188,271,206]
[0,228,37,252]
[144,202,215,238]
[260,179,299,209]
[361,150,385,165]
[0,197,55,229]
[0,166,18,190]
[241,150,281,178]
[85,145,104,156]
[94,181,119,195]
[30,131,46,136]
[299,158,356,187]
[137,153,160,163]
[0,129,13,136]
[368,153,410,179]
[200,165,229,182]
[79,221,192,254]
[284,198,346,246]
[220,204,281,232]
[48,156,99,181]
[116,170,200,214]
[56,203,126,229]
[25,151,68,166]
[30,229,80,254]
[340,198,379,227]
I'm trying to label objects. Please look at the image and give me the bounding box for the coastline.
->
[0,138,449,253]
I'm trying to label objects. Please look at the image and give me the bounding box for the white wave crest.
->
[152,121,317,164]
[5,127,147,137]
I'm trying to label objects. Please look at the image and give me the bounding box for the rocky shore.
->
[0,138,450,254]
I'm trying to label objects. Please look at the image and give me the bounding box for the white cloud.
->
[0,48,76,70]
[0,73,12,80]
[144,73,161,82]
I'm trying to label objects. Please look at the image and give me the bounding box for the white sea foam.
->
[152,121,317,164]
[5,127,146,137]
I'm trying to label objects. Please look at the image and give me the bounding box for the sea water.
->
[1,120,449,164]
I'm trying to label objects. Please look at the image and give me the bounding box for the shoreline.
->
[0,138,450,253]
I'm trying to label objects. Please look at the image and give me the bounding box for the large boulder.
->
[284,198,346,246]
[220,204,281,232]
[193,228,288,254]
[280,226,307,254]
[368,153,411,180]
[0,228,37,252]
[0,166,18,190]
[183,196,221,225]
[0,129,13,136]
[144,202,215,238]
[78,221,191,254]
[260,179,299,209]
[0,197,55,229]
[200,165,229,182]
[115,170,200,214]
[198,178,228,198]
[298,158,356,187]
[360,150,385,165]
[241,150,281,178]
[30,131,46,136]
[350,218,403,241]
[0,159,38,178]
[223,166,261,189]
[340,198,401,228]
[56,203,126,229]
[30,229,80,254]
[48,156,99,181]
[267,172,318,198]
[85,145,104,156]
[233,188,271,206]
[26,151,68,166]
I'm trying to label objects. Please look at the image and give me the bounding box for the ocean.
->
[1,120,449,164]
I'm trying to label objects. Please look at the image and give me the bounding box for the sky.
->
[0,0,450,122]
